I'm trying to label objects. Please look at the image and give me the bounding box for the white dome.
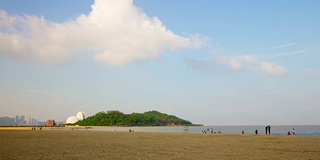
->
[66,116,79,124]
[76,111,86,120]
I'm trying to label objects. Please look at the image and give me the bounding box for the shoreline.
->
[0,126,318,137]
[1,125,319,136]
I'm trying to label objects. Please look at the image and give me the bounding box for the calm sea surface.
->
[91,125,320,136]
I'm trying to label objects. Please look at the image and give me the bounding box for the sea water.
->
[91,125,320,136]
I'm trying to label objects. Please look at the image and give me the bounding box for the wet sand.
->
[0,130,319,160]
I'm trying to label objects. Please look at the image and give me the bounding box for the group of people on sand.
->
[201,125,297,135]
[201,128,221,134]
[242,129,258,134]
[242,125,271,135]
[255,125,296,136]
[264,125,296,136]
[287,128,295,135]
[239,125,271,135]
[31,126,42,130]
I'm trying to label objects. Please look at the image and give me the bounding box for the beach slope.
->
[0,130,319,159]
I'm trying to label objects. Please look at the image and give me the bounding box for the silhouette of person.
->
[268,125,271,134]
[255,129,258,134]
[265,126,268,134]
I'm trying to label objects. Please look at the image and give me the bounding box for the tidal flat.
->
[0,130,320,160]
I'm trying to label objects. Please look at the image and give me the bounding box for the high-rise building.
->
[10,115,40,125]
[20,115,25,125]
[26,115,31,125]
[14,115,20,125]
[31,118,38,125]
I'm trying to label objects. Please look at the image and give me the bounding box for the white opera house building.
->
[66,111,86,124]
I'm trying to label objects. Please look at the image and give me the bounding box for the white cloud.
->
[195,52,287,76]
[230,59,242,70]
[214,54,255,70]
[188,34,211,49]
[241,55,257,63]
[0,11,17,30]
[260,61,286,76]
[272,42,297,49]
[0,0,202,65]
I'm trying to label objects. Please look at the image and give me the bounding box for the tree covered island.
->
[75,110,201,126]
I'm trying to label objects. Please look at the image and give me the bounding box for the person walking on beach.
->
[255,129,258,134]
[292,128,295,135]
[265,125,271,134]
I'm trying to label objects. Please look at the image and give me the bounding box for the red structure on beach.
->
[44,120,56,127]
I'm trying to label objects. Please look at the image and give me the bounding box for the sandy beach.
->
[0,130,319,160]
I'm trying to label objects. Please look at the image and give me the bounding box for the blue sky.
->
[0,0,319,125]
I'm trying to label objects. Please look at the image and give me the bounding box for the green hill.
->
[75,110,199,126]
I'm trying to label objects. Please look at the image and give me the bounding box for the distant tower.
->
[14,115,20,125]
[20,115,25,125]
[26,115,31,125]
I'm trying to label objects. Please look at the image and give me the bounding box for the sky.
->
[0,0,319,125]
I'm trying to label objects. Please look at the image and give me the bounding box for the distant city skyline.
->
[0,114,68,126]
[14,115,39,125]
[0,115,40,126]
[0,0,320,125]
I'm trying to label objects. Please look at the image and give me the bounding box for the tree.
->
[75,110,195,126]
